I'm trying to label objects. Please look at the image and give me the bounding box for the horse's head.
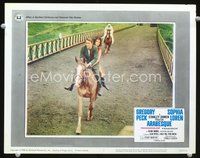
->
[74,57,87,88]
[106,30,111,36]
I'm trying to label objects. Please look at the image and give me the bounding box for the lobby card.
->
[4,3,196,154]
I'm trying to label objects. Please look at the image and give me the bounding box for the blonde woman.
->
[102,24,114,54]
[102,24,114,44]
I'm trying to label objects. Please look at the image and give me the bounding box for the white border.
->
[4,3,196,12]
[4,147,195,154]
[4,3,196,154]
[189,6,196,154]
[172,24,176,108]
[4,3,12,154]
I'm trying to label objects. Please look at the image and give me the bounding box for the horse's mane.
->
[84,68,96,80]
[80,67,98,99]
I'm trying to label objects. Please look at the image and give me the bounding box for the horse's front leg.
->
[87,97,95,121]
[104,45,108,54]
[76,95,82,134]
[107,44,111,52]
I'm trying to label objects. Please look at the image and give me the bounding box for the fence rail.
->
[27,25,135,64]
[157,29,173,82]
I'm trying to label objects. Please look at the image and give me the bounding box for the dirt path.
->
[27,25,172,136]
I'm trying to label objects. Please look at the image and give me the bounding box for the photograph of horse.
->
[74,57,99,134]
[26,23,173,136]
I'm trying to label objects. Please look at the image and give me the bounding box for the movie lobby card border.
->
[4,3,196,154]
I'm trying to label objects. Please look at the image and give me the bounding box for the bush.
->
[158,24,174,53]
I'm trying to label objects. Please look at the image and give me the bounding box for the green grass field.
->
[28,23,108,44]
[28,23,134,45]
[158,24,174,53]
[28,23,173,54]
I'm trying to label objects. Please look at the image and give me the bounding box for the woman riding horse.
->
[65,38,109,134]
[65,38,102,96]
[72,38,102,134]
[102,24,114,54]
[94,37,109,90]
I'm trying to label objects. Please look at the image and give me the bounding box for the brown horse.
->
[74,57,98,134]
[104,30,113,54]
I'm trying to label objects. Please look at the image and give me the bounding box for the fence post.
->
[55,40,57,52]
[46,42,49,55]
[28,46,33,61]
[35,45,39,59]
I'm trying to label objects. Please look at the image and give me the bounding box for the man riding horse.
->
[65,38,103,96]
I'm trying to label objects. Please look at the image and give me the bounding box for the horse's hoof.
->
[76,128,81,134]
[90,116,94,120]
[87,116,93,121]
[76,131,81,135]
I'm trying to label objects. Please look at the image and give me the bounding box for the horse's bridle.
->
[75,65,90,84]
